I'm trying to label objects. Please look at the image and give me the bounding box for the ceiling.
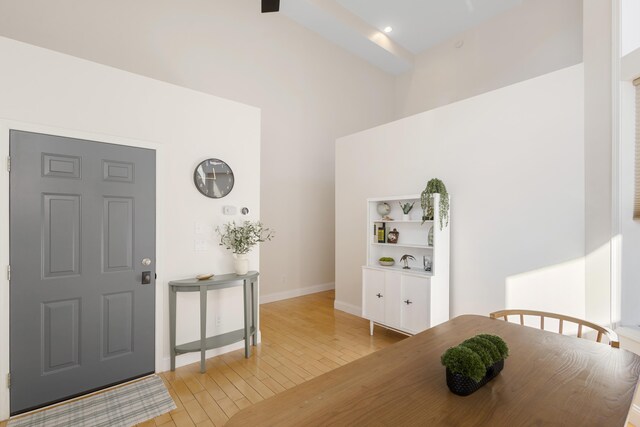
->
[280,0,524,75]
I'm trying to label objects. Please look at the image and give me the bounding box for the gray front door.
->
[9,130,156,415]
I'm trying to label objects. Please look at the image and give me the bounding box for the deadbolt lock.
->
[142,271,152,285]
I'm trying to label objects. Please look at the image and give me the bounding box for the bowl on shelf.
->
[378,258,395,267]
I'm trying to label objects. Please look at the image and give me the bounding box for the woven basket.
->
[446,359,504,396]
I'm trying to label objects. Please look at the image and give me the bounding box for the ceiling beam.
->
[281,0,414,75]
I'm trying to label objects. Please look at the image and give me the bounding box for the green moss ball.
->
[441,346,486,383]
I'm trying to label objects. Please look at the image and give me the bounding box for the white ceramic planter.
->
[233,253,249,275]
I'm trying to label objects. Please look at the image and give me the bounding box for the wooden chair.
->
[489,309,620,348]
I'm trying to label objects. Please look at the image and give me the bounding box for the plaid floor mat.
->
[8,375,176,427]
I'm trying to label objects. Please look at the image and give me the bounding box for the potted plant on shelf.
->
[399,202,414,221]
[378,257,395,266]
[441,334,509,396]
[420,178,449,230]
[216,221,274,275]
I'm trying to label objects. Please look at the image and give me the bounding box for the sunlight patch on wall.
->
[505,257,586,325]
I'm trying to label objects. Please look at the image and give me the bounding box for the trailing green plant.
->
[379,257,395,262]
[441,334,509,383]
[399,202,414,214]
[420,178,449,230]
[216,221,274,255]
[441,346,486,383]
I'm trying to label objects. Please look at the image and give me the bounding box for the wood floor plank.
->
[234,398,252,410]
[170,410,196,427]
[216,397,240,419]
[193,391,229,427]
[194,373,228,402]
[153,412,173,426]
[205,366,245,402]
[182,399,209,424]
[245,375,276,399]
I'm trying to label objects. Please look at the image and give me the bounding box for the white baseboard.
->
[260,282,334,304]
[334,299,361,317]
[159,331,261,372]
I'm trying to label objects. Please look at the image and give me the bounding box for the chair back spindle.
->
[489,309,619,348]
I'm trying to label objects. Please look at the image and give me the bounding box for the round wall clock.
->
[193,158,235,198]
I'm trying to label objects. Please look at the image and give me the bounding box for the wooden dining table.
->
[226,315,640,426]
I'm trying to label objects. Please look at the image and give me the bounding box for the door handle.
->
[142,271,152,285]
[404,299,412,305]
[376,293,383,298]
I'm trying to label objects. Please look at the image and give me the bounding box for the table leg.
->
[170,287,176,371]
[200,285,207,373]
[244,279,250,358]
[251,278,258,346]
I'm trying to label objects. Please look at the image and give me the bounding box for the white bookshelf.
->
[362,194,450,335]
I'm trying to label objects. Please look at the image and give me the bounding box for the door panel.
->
[42,153,81,179]
[401,275,430,333]
[384,272,401,329]
[102,291,134,359]
[362,268,385,323]
[10,130,156,414]
[103,197,134,271]
[43,194,81,278]
[42,298,80,373]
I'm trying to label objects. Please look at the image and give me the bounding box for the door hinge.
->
[6,265,9,281]
[6,373,10,389]
[6,156,10,172]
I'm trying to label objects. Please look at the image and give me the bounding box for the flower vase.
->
[402,214,410,221]
[233,253,249,275]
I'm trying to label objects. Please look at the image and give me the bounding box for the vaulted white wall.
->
[0,37,261,419]
[0,0,397,302]
[336,65,586,318]
[395,0,583,118]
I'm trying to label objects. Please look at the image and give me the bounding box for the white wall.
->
[395,0,583,118]
[336,65,585,317]
[0,0,397,301]
[619,37,640,325]
[620,79,640,326]
[583,0,613,327]
[621,0,640,57]
[0,37,261,419]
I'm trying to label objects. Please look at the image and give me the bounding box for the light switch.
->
[195,222,212,235]
[223,206,237,215]
[194,240,209,252]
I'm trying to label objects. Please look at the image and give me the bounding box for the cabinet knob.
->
[376,293,383,298]
[404,299,413,305]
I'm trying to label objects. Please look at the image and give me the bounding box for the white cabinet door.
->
[362,268,385,323]
[384,271,401,329]
[400,275,430,333]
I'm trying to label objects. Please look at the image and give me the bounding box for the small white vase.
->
[233,253,249,275]
[402,214,410,221]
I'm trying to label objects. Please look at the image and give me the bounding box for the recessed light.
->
[383,26,393,33]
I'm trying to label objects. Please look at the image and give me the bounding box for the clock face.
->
[194,158,234,198]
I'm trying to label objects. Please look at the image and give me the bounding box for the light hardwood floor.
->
[142,290,404,427]
[3,291,639,426]
[0,291,402,427]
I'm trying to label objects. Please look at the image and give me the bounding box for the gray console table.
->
[169,271,259,373]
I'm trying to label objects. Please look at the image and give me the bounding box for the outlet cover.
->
[223,206,237,215]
